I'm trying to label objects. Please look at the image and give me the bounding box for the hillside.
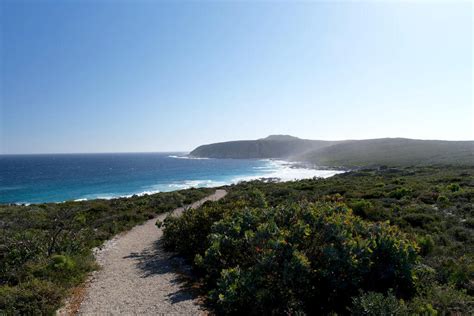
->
[190,136,474,167]
[296,138,474,167]
[190,135,339,159]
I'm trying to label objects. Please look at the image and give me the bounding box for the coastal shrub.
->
[0,230,48,284]
[2,166,473,314]
[393,178,405,185]
[417,235,435,256]
[464,218,474,229]
[409,283,474,315]
[437,195,449,206]
[161,204,229,259]
[447,183,461,192]
[0,279,63,315]
[160,166,474,314]
[0,188,213,315]
[197,202,419,314]
[444,255,474,294]
[389,187,412,199]
[245,188,268,208]
[349,199,373,217]
[350,291,408,316]
[417,191,438,204]
[402,213,436,229]
[49,255,75,271]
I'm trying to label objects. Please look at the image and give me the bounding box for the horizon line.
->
[0,151,191,156]
[2,135,474,155]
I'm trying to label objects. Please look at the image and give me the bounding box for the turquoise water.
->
[0,153,341,204]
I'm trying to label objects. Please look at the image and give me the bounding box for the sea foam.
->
[168,155,210,160]
[75,160,343,201]
[235,160,344,183]
[2,153,343,204]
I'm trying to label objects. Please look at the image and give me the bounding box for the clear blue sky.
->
[1,1,472,154]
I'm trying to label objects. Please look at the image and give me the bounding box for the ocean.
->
[0,153,342,204]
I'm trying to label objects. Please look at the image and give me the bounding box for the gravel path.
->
[64,190,227,315]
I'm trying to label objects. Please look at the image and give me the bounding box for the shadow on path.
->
[124,239,201,305]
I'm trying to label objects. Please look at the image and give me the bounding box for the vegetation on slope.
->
[161,166,474,314]
[296,138,474,167]
[190,135,337,159]
[0,188,213,315]
[190,136,474,167]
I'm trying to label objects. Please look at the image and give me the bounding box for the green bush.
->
[49,255,75,271]
[0,188,213,314]
[402,213,436,229]
[389,187,412,199]
[0,279,63,315]
[2,165,473,314]
[409,284,473,315]
[447,183,461,192]
[437,255,474,294]
[245,188,268,208]
[160,166,474,314]
[436,195,449,205]
[464,218,474,229]
[198,202,419,314]
[417,235,435,256]
[350,291,408,316]
[350,199,373,217]
[161,204,228,259]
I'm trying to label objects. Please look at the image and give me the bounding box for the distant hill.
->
[190,135,340,159]
[295,138,474,167]
[190,136,474,168]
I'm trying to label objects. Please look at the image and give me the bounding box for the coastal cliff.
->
[190,135,474,167]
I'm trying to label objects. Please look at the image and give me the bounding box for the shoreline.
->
[3,158,345,206]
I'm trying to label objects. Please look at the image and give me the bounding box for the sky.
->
[0,1,472,154]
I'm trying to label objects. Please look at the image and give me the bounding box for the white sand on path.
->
[61,189,227,315]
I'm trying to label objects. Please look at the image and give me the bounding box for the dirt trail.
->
[60,189,227,315]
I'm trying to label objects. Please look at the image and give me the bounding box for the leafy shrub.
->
[159,166,474,314]
[433,255,474,295]
[409,284,474,315]
[464,218,474,229]
[451,227,472,242]
[402,213,436,229]
[417,235,435,256]
[437,195,449,205]
[389,187,412,199]
[0,279,63,315]
[245,188,268,208]
[447,183,461,192]
[49,255,75,271]
[350,291,408,316]
[2,165,473,314]
[198,202,419,314]
[0,188,213,314]
[417,192,438,204]
[393,178,405,185]
[161,204,228,259]
[350,199,373,217]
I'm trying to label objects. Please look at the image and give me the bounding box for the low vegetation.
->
[1,165,473,315]
[0,188,213,314]
[190,135,474,167]
[162,166,474,314]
